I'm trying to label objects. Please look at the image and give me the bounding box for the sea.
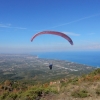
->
[32,51,100,68]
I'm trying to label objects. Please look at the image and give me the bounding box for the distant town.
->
[0,54,95,82]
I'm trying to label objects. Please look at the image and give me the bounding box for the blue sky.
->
[0,0,100,53]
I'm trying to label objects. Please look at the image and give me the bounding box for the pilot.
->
[49,64,53,70]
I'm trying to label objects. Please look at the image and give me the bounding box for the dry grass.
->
[41,80,100,100]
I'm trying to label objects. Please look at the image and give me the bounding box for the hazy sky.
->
[0,0,100,53]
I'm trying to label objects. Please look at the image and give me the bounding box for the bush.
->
[90,68,100,76]
[9,93,18,100]
[71,89,88,98]
[96,89,100,96]
[0,92,9,100]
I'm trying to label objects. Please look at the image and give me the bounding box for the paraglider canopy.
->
[31,31,73,45]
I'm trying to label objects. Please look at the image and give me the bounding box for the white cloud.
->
[86,44,100,50]
[0,23,11,28]
[87,33,95,35]
[48,13,100,29]
[73,43,100,50]
[10,27,27,29]
[0,23,27,29]
[63,32,80,36]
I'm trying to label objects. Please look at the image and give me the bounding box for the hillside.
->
[0,54,98,100]
[0,69,100,100]
[42,68,100,100]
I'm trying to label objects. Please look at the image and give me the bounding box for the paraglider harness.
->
[49,64,53,70]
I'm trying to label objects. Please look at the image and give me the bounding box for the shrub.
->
[0,92,9,100]
[96,89,100,96]
[71,89,88,98]
[9,93,18,100]
[90,68,100,76]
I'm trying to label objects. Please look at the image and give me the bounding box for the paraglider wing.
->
[31,31,73,45]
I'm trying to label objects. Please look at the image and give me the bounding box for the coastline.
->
[32,51,100,68]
